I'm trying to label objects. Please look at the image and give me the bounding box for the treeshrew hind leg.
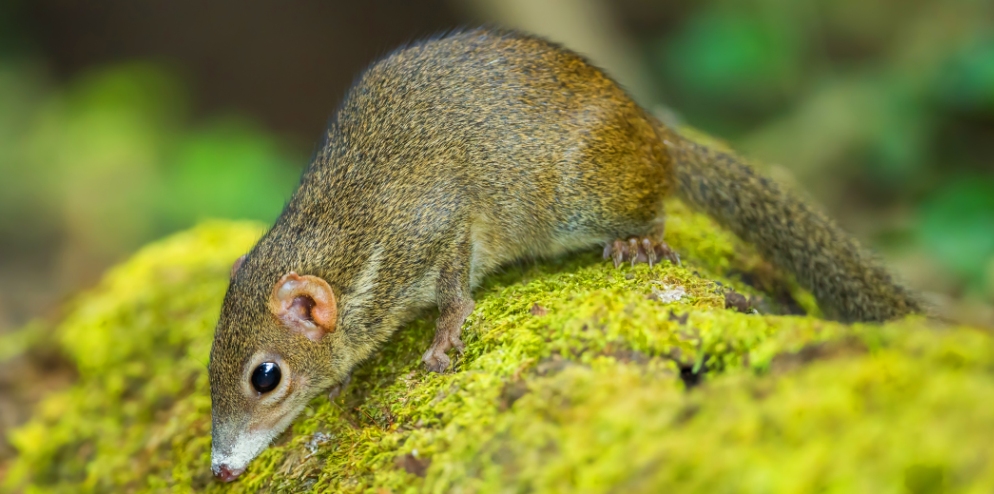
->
[603,236,680,268]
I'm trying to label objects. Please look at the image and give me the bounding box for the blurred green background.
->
[0,0,992,334]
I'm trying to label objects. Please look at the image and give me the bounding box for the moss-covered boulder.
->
[3,201,993,493]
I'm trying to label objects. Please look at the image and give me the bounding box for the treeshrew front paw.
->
[422,348,452,373]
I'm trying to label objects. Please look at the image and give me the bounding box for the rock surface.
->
[3,201,993,493]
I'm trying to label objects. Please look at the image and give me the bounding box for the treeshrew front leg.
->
[422,238,474,373]
[421,297,474,373]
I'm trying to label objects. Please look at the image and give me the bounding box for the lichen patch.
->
[3,211,993,493]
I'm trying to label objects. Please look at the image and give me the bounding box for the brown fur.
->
[208,27,921,477]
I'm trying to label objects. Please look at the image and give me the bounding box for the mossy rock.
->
[3,201,994,493]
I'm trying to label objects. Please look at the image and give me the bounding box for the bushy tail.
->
[659,127,921,322]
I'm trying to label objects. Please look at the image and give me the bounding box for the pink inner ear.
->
[288,296,317,322]
[269,272,338,341]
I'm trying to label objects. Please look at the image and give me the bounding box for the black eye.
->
[251,362,281,393]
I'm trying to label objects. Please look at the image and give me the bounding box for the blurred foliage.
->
[0,60,302,289]
[919,177,994,287]
[936,37,994,112]
[637,0,994,302]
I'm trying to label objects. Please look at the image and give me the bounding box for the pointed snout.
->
[212,463,246,483]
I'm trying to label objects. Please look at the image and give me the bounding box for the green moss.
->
[5,207,994,493]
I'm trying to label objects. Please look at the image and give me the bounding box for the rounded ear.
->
[269,272,338,341]
[230,255,247,279]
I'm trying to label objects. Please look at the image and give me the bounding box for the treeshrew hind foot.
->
[603,237,680,268]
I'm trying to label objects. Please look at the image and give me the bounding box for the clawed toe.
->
[610,239,625,268]
[658,243,680,266]
[422,350,451,373]
[421,333,465,373]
